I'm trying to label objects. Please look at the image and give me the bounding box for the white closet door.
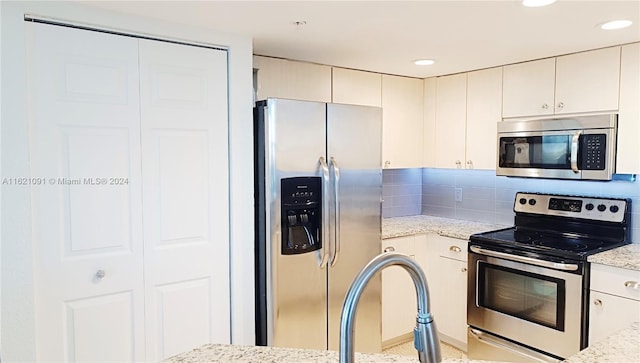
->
[138,40,230,360]
[28,23,145,362]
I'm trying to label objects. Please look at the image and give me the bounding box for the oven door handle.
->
[470,245,579,271]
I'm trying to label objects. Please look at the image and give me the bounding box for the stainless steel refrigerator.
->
[254,98,382,353]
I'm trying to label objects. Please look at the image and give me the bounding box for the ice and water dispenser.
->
[280,177,322,254]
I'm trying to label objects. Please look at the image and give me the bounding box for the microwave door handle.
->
[570,130,582,174]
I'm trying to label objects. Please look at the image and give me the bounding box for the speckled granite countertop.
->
[382,215,507,240]
[564,322,640,362]
[588,243,640,271]
[163,344,500,363]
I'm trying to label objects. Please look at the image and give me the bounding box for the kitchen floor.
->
[383,340,467,359]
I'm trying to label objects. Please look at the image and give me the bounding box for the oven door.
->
[467,246,584,359]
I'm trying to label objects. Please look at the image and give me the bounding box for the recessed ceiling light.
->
[601,20,633,30]
[414,59,435,66]
[522,0,556,7]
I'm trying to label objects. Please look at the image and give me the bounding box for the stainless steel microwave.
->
[497,114,617,180]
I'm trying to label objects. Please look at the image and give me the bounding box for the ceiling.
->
[80,0,640,78]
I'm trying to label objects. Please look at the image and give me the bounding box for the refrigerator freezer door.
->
[264,98,329,349]
[326,103,383,353]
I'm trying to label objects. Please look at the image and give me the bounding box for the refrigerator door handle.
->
[329,157,341,267]
[318,157,330,268]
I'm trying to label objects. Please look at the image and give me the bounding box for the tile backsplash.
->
[382,168,422,218]
[382,168,640,243]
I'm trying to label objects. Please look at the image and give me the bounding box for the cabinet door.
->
[434,257,468,347]
[502,58,555,118]
[332,67,381,107]
[616,42,640,174]
[382,75,424,169]
[381,236,417,343]
[424,235,468,350]
[588,291,640,344]
[423,78,437,167]
[466,67,503,170]
[555,47,620,115]
[434,73,467,168]
[253,56,331,102]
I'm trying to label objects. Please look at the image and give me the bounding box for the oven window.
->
[499,135,571,169]
[478,262,566,331]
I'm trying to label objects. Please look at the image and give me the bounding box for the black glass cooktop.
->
[470,227,628,260]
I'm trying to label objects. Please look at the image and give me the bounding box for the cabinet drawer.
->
[435,236,468,262]
[590,263,640,301]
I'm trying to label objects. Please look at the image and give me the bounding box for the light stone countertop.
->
[382,215,508,241]
[563,322,640,363]
[163,344,502,363]
[587,243,640,271]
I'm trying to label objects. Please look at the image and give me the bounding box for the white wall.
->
[0,1,255,360]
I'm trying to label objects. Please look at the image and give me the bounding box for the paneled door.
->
[138,40,230,361]
[28,22,231,361]
[28,23,145,361]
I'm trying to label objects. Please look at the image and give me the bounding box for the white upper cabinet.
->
[423,78,437,167]
[253,55,331,102]
[502,47,621,118]
[431,68,502,170]
[381,74,424,169]
[466,67,503,170]
[502,58,556,118]
[555,47,621,114]
[332,67,382,107]
[616,42,640,175]
[434,73,467,169]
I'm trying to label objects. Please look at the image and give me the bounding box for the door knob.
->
[95,270,106,279]
[557,102,565,109]
[593,299,602,306]
[541,103,549,110]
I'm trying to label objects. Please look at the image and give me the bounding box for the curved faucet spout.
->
[339,252,441,363]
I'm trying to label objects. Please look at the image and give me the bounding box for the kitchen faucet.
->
[339,252,442,363]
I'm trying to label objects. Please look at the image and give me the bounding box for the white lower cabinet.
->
[588,263,640,345]
[381,236,419,345]
[416,234,468,351]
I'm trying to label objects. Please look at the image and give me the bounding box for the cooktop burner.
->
[470,192,631,261]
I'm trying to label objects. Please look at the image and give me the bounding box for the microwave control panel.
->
[580,134,606,170]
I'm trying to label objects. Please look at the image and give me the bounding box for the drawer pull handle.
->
[624,281,640,290]
[449,246,462,253]
[384,246,395,253]
[593,299,602,306]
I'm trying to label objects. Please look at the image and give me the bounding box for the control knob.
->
[585,203,594,211]
[528,199,536,206]
[519,198,527,205]
[610,205,619,213]
[597,204,607,212]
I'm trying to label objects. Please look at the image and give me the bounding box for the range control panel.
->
[514,192,629,223]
